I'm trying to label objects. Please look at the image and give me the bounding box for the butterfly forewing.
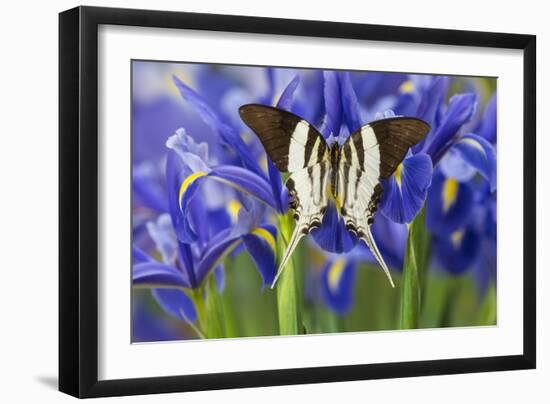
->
[239,104,329,172]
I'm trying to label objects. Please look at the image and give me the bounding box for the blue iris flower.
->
[132,68,303,327]
[431,182,496,280]
[132,63,498,321]
[133,199,277,328]
[424,91,497,277]
[425,92,497,237]
[378,76,489,225]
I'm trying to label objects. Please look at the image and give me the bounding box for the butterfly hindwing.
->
[274,161,331,285]
[239,104,329,172]
[339,117,430,286]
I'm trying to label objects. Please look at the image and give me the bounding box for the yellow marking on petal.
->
[328,259,346,292]
[241,131,255,146]
[251,227,276,252]
[259,154,269,173]
[442,177,459,212]
[227,200,242,223]
[461,137,485,152]
[178,171,207,209]
[399,80,415,94]
[394,163,404,187]
[451,229,465,248]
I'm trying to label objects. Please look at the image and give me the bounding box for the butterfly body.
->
[239,104,430,288]
[329,144,342,203]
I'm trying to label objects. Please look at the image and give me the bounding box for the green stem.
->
[399,206,430,329]
[204,274,225,338]
[275,212,304,335]
[399,229,420,329]
[476,283,497,326]
[190,275,226,339]
[191,287,206,328]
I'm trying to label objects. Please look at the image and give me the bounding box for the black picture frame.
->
[59,5,536,398]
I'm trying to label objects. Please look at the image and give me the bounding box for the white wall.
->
[0,0,546,402]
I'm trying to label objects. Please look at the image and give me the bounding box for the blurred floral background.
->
[131,60,497,342]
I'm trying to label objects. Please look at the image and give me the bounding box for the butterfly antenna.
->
[363,226,395,288]
[271,225,305,288]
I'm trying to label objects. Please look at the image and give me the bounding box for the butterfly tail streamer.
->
[362,226,395,288]
[271,225,305,288]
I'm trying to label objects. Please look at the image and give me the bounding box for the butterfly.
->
[239,104,430,288]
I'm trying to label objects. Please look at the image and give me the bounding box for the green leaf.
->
[399,206,431,329]
[476,283,497,326]
[419,275,452,328]
[275,212,304,335]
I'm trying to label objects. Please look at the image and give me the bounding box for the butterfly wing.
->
[239,104,331,287]
[239,104,329,172]
[339,117,430,286]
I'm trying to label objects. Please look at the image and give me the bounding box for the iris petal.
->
[340,72,362,132]
[176,242,197,289]
[195,229,242,285]
[276,75,300,111]
[475,93,497,143]
[416,76,449,127]
[426,171,474,235]
[172,75,264,177]
[151,288,197,323]
[267,160,285,213]
[132,163,167,212]
[320,259,356,314]
[392,92,417,117]
[371,213,408,270]
[243,224,278,287]
[439,149,477,182]
[171,161,277,243]
[214,264,225,293]
[453,134,497,191]
[472,236,496,294]
[380,153,433,224]
[354,72,407,106]
[434,227,480,275]
[320,71,342,139]
[133,262,191,289]
[146,214,178,264]
[166,152,198,243]
[132,246,152,264]
[422,93,478,163]
[263,67,276,105]
[311,203,359,253]
[259,75,302,214]
[208,165,278,209]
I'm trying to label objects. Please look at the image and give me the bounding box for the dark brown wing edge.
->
[239,103,327,172]
[350,117,430,179]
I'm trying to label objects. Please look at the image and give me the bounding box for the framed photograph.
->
[59,6,536,398]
